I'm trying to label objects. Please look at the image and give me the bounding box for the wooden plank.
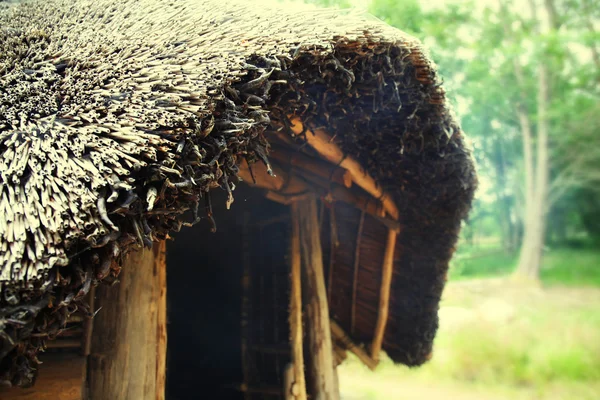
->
[370,229,398,361]
[0,353,85,400]
[296,195,339,400]
[86,243,167,400]
[289,203,307,400]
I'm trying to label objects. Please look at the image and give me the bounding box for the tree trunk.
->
[514,0,552,281]
[491,132,515,253]
[295,196,339,400]
[86,242,167,400]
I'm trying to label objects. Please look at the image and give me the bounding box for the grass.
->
[541,247,600,286]
[340,283,600,399]
[449,242,600,286]
[338,243,600,399]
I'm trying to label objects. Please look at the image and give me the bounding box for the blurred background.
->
[285,0,600,398]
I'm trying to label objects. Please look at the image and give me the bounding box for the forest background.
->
[293,0,600,398]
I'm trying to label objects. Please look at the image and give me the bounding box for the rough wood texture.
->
[370,230,398,361]
[238,158,310,194]
[86,243,167,400]
[283,363,295,400]
[83,286,96,356]
[289,203,308,400]
[296,195,339,400]
[0,354,85,400]
[154,241,168,400]
[269,145,352,188]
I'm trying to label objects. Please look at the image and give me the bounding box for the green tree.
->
[308,0,600,279]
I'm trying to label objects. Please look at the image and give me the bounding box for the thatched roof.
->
[0,0,477,387]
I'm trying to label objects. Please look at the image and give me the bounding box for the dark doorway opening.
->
[166,184,293,400]
[166,187,249,400]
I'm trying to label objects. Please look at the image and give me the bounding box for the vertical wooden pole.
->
[283,363,296,400]
[370,229,397,361]
[86,242,167,400]
[295,195,339,400]
[289,203,308,400]
[154,241,168,400]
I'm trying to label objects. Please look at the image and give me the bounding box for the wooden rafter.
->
[327,206,337,305]
[370,229,398,361]
[330,321,378,371]
[288,118,399,220]
[350,210,365,335]
[269,145,352,188]
[239,159,400,232]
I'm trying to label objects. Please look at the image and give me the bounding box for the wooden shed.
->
[0,0,477,399]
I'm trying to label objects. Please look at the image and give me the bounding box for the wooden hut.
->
[0,0,477,399]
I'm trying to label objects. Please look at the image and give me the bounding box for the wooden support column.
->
[295,195,340,400]
[289,204,308,400]
[86,241,167,400]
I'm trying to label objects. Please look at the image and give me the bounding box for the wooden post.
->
[86,242,167,400]
[283,364,296,400]
[289,203,308,400]
[155,241,168,400]
[295,195,340,400]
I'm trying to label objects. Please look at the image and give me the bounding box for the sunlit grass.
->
[449,244,600,287]
[339,280,600,400]
[541,247,600,286]
[338,242,600,399]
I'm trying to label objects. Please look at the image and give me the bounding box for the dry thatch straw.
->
[0,0,476,387]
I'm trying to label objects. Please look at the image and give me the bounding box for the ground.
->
[338,276,600,400]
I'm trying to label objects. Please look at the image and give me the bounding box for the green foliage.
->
[450,249,518,280]
[308,0,600,255]
[541,247,600,286]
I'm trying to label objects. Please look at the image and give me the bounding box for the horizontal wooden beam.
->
[45,339,82,349]
[269,145,352,188]
[236,383,284,396]
[288,117,399,220]
[241,158,400,231]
